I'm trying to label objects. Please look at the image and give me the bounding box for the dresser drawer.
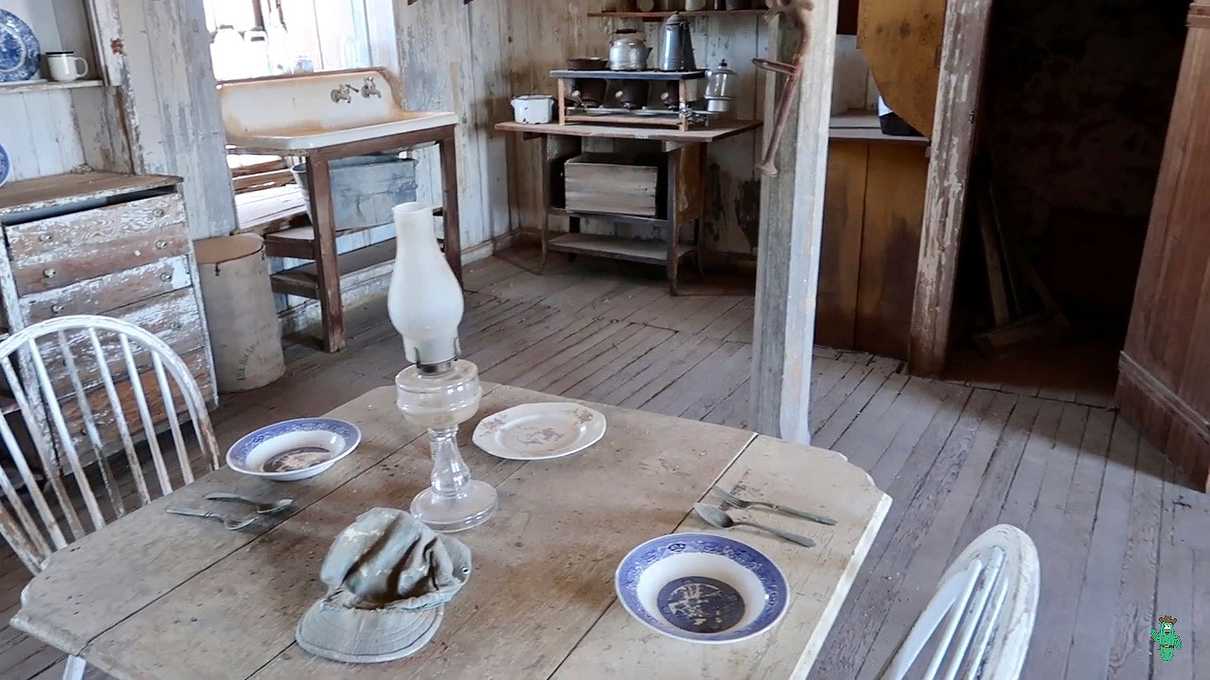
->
[6,194,189,295]
[20,256,194,323]
[34,287,208,399]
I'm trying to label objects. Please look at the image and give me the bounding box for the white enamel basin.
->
[217,69,457,151]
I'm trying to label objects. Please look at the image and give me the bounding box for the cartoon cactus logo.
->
[1151,615,1183,663]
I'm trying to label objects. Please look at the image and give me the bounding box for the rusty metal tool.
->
[754,0,814,177]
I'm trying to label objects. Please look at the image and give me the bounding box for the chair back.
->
[0,315,218,574]
[879,524,1040,680]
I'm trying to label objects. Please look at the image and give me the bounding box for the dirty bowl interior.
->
[614,532,789,644]
[227,418,361,482]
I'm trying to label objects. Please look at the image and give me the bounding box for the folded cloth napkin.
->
[296,508,472,663]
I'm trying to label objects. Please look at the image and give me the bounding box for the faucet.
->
[330,78,382,104]
[360,76,382,99]
[330,84,355,104]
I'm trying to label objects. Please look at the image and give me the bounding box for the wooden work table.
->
[496,119,761,144]
[13,383,889,679]
[496,120,762,294]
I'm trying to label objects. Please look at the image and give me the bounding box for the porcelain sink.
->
[217,69,457,151]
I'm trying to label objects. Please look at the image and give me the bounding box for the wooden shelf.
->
[0,172,180,219]
[271,239,398,299]
[828,111,929,145]
[588,9,767,21]
[549,69,705,80]
[548,233,694,265]
[0,80,107,95]
[549,207,668,227]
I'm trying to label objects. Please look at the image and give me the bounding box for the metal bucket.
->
[292,154,418,231]
[195,234,285,393]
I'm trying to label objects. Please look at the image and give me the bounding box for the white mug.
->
[46,52,89,82]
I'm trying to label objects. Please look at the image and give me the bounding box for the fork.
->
[166,507,259,531]
[713,487,837,526]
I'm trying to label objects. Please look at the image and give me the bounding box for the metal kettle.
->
[657,14,696,72]
[609,29,652,71]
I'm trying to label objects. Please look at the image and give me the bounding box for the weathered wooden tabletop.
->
[13,383,889,680]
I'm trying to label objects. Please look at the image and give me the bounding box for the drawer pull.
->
[155,239,169,249]
[38,234,53,243]
[51,304,65,315]
[43,268,56,280]
[159,272,174,282]
[153,208,167,218]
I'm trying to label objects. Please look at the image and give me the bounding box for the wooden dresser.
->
[1117,2,1210,490]
[0,172,215,450]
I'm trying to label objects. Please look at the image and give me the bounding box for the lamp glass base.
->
[410,480,498,533]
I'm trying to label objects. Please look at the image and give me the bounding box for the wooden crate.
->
[564,154,660,217]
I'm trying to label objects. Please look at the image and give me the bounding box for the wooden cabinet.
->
[816,117,930,359]
[1118,2,1210,490]
[0,172,215,455]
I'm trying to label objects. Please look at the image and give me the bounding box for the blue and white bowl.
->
[615,532,789,644]
[227,418,362,481]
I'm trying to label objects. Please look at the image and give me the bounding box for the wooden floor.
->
[1,247,1204,679]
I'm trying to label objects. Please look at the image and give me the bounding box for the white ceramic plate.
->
[226,418,362,481]
[472,402,606,461]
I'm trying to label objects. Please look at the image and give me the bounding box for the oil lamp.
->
[389,202,497,532]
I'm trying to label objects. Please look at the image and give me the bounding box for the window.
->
[202,0,373,81]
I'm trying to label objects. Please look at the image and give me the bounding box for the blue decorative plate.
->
[0,143,9,188]
[227,418,362,482]
[615,532,789,644]
[0,10,40,83]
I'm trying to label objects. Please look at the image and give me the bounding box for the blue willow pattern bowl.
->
[226,418,362,482]
[615,532,789,644]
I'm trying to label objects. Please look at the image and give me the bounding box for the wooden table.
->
[13,383,889,680]
[496,120,761,294]
[227,123,462,353]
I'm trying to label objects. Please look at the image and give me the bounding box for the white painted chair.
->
[0,315,218,680]
[878,524,1040,680]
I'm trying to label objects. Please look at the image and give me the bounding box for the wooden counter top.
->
[828,111,929,145]
[496,119,761,143]
[0,172,180,218]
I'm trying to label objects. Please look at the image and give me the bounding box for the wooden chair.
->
[878,524,1040,680]
[0,315,218,680]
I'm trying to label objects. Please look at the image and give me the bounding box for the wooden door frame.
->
[907,0,995,375]
[750,0,838,443]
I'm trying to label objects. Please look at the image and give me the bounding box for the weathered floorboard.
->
[0,250,1197,680]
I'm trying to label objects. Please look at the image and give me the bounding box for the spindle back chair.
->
[0,315,218,576]
[878,524,1040,680]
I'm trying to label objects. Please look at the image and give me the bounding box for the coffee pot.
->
[657,15,696,72]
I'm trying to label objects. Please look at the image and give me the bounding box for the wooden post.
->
[305,155,345,353]
[438,130,464,283]
[750,0,838,443]
[907,0,994,375]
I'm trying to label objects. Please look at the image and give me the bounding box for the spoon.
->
[166,507,259,531]
[694,503,816,548]
[204,493,295,515]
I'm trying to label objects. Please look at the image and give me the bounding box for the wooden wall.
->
[114,0,237,239]
[1,0,235,239]
[389,0,513,256]
[1118,0,1210,490]
[0,0,119,181]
